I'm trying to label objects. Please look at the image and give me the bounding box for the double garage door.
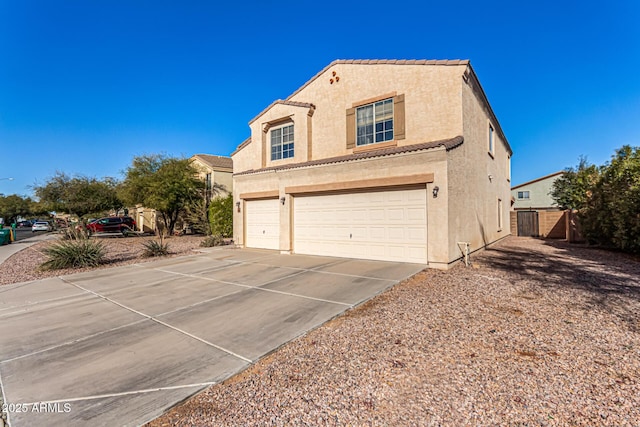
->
[245,188,427,264]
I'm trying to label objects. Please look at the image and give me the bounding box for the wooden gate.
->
[517,211,539,237]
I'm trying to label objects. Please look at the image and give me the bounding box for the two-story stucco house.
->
[231,59,512,268]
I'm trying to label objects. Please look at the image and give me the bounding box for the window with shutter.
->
[346,94,405,149]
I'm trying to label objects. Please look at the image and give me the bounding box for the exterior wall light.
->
[432,186,439,198]
[236,201,241,212]
[280,197,286,205]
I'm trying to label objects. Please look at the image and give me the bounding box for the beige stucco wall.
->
[234,63,467,173]
[233,149,450,265]
[512,174,561,210]
[445,74,511,262]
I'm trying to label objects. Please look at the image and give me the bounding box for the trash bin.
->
[0,229,11,245]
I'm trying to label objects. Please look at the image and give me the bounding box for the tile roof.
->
[511,171,564,190]
[249,100,316,125]
[192,154,233,170]
[234,136,463,176]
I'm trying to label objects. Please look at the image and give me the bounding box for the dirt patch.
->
[0,235,208,286]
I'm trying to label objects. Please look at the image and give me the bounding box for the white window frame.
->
[356,98,394,146]
[270,124,294,161]
[517,191,530,200]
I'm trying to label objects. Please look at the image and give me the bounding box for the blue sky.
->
[1,0,639,197]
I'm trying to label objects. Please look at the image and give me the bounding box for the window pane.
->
[356,99,394,146]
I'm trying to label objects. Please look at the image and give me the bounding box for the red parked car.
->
[86,216,136,235]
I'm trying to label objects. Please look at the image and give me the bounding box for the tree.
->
[119,155,204,235]
[550,156,600,210]
[208,193,233,237]
[34,173,122,219]
[0,194,38,224]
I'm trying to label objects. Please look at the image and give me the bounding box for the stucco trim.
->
[239,190,279,200]
[352,140,397,153]
[231,137,251,156]
[235,135,463,176]
[285,173,434,195]
[249,100,316,125]
[351,92,397,108]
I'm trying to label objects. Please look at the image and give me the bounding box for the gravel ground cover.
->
[0,234,207,286]
[146,237,640,426]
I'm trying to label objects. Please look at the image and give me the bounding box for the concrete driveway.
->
[0,248,424,426]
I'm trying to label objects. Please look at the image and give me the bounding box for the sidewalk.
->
[0,232,58,265]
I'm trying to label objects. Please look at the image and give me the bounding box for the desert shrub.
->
[41,240,106,270]
[200,235,227,247]
[142,238,170,257]
[208,194,233,237]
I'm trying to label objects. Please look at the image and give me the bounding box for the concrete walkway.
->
[0,232,58,265]
[0,247,425,426]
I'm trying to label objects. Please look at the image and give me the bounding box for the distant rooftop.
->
[192,154,233,171]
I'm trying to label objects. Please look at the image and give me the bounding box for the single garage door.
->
[294,188,427,263]
[246,198,280,250]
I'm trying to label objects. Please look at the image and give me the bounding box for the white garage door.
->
[245,198,280,250]
[293,188,427,263]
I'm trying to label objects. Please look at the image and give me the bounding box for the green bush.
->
[41,240,106,270]
[208,194,233,237]
[200,235,226,247]
[552,145,640,253]
[142,239,170,257]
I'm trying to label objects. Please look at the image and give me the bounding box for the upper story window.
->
[271,124,294,161]
[517,191,530,200]
[356,98,393,146]
[488,123,495,156]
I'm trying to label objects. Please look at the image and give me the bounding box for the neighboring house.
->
[511,171,563,211]
[510,172,565,238]
[190,154,234,201]
[132,154,233,233]
[231,59,512,268]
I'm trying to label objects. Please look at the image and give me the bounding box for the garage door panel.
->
[246,199,280,250]
[294,188,427,264]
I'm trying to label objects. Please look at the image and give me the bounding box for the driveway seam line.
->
[240,261,399,282]
[19,382,219,405]
[151,268,352,307]
[59,277,253,363]
[0,319,148,364]
[0,291,89,313]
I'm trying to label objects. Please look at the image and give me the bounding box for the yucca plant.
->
[41,240,106,270]
[142,236,170,257]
